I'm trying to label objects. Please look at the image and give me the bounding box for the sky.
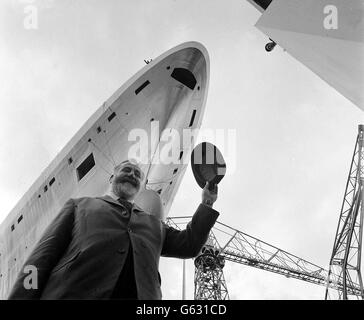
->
[0,0,363,299]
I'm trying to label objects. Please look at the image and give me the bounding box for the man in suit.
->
[8,160,219,299]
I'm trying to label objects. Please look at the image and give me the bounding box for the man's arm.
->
[161,203,219,258]
[8,198,75,299]
[161,182,219,258]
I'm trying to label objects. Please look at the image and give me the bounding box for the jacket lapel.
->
[97,195,123,208]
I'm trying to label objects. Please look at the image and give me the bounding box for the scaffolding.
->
[167,216,361,299]
[325,124,364,300]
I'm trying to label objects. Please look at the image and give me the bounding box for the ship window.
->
[11,224,14,232]
[179,151,183,160]
[68,157,73,165]
[135,80,150,95]
[173,168,178,175]
[253,0,273,10]
[44,185,48,192]
[157,189,162,194]
[171,68,196,90]
[108,112,116,122]
[17,215,23,224]
[49,177,55,186]
[77,153,96,181]
[97,126,102,133]
[189,109,197,127]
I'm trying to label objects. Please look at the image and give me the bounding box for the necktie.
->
[117,198,133,216]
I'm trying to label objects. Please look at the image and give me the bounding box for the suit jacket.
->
[8,195,219,299]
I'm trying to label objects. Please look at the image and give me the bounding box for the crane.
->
[166,217,362,299]
[325,125,364,300]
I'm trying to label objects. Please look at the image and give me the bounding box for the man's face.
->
[111,162,143,200]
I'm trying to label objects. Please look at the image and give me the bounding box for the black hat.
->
[191,142,226,190]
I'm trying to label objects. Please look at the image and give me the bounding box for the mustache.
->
[114,175,139,187]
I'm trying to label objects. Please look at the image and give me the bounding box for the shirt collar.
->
[97,195,144,212]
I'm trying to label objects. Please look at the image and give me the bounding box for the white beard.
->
[112,182,138,200]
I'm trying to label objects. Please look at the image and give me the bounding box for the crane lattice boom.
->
[166,217,362,298]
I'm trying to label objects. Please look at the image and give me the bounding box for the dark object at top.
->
[171,68,197,90]
[191,142,226,190]
[250,0,272,10]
